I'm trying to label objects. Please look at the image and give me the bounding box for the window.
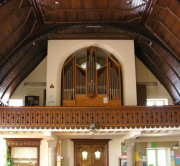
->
[147,148,170,166]
[8,99,23,106]
[146,99,168,106]
[80,62,101,69]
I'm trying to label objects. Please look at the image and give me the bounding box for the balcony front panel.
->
[0,106,179,129]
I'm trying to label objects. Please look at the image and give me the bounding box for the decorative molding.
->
[0,106,179,129]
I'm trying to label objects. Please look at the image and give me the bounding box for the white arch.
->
[47,40,137,106]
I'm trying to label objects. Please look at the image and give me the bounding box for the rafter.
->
[0,18,37,67]
[0,8,33,48]
[139,38,180,79]
[1,41,47,100]
[140,0,156,24]
[24,22,176,57]
[145,21,180,62]
[135,44,180,104]
[32,0,44,24]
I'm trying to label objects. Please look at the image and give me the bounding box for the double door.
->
[73,139,109,166]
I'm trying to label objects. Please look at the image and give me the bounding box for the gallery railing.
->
[0,106,179,129]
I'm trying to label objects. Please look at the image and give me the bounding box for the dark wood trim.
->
[72,139,110,166]
[72,139,111,144]
[0,106,179,129]
[23,22,176,58]
[32,0,44,25]
[140,0,156,24]
[5,138,41,166]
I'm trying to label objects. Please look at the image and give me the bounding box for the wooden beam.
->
[31,0,44,25]
[0,42,47,100]
[140,0,156,24]
[24,22,176,56]
[135,44,180,104]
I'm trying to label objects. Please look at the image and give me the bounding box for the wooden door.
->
[136,84,147,106]
[77,145,91,166]
[92,144,107,166]
[73,139,109,166]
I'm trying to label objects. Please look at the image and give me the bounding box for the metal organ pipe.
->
[88,50,96,95]
[63,48,121,103]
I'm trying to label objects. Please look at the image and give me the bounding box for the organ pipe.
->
[62,47,122,105]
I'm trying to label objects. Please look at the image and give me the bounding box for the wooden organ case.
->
[62,46,122,107]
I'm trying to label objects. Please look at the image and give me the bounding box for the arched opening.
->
[61,46,123,106]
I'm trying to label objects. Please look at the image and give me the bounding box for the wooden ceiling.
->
[0,0,179,104]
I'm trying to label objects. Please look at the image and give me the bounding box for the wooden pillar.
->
[57,140,61,166]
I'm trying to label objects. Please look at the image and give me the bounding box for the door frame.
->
[72,139,110,166]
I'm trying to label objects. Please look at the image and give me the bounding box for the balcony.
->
[0,106,179,129]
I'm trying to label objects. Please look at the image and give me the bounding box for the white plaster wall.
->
[10,58,47,106]
[10,41,174,106]
[109,139,122,166]
[0,138,6,166]
[40,139,49,166]
[135,58,173,105]
[61,139,74,166]
[47,40,137,106]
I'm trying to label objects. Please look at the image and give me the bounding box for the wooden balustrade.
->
[0,106,179,129]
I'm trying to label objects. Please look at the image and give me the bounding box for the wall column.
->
[125,140,135,166]
[48,139,58,166]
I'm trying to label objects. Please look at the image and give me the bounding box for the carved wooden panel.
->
[0,106,179,129]
[73,139,110,166]
[62,46,122,107]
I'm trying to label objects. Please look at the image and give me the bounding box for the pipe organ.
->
[62,46,122,106]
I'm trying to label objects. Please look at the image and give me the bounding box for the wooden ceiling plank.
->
[145,24,179,62]
[40,7,53,17]
[159,22,180,42]
[140,0,156,24]
[142,40,180,80]
[153,6,180,41]
[20,22,177,61]
[148,17,159,23]
[133,0,156,56]
[150,7,180,58]
[136,45,180,104]
[153,4,166,10]
[166,7,180,23]
[0,8,21,29]
[1,41,47,100]
[138,42,180,96]
[38,3,147,12]
[0,8,35,51]
[18,0,24,9]
[0,46,32,83]
[127,16,141,22]
[0,20,37,67]
[0,45,34,87]
[25,8,33,23]
[165,0,180,17]
[39,3,54,11]
[31,0,45,24]
[0,21,27,48]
